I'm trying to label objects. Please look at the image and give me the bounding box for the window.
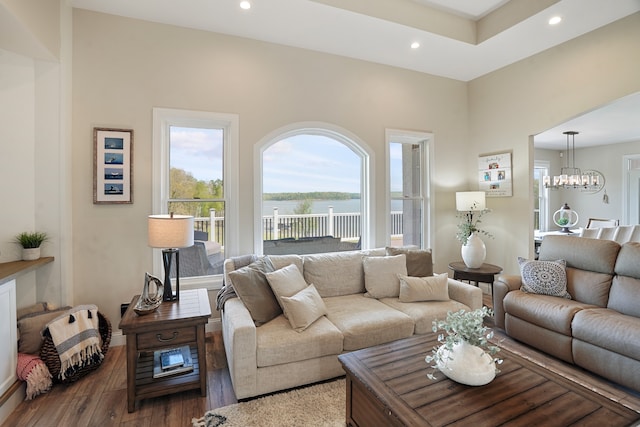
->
[534,161,550,231]
[257,125,370,255]
[153,108,238,289]
[387,130,433,249]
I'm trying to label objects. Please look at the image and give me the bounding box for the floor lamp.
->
[148,213,194,301]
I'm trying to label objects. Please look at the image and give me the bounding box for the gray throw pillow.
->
[518,257,571,299]
[228,257,282,326]
[386,247,433,277]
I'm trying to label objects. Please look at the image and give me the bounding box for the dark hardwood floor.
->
[3,293,640,426]
[2,332,238,427]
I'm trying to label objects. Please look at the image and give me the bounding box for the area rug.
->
[192,379,345,427]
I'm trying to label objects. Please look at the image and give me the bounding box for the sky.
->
[170,127,406,194]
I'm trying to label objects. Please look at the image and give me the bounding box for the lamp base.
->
[161,248,179,301]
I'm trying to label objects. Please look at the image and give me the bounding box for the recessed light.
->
[411,42,420,49]
[549,16,562,25]
[240,1,251,10]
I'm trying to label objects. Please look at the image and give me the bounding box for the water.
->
[262,199,402,215]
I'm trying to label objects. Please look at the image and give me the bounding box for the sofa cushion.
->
[363,254,407,298]
[302,251,366,297]
[565,268,612,307]
[614,242,640,278]
[280,284,328,332]
[267,254,304,274]
[518,257,570,299]
[398,273,449,303]
[256,315,343,367]
[539,235,620,275]
[323,294,414,351]
[572,308,640,361]
[381,298,469,334]
[503,290,595,335]
[265,264,309,318]
[607,275,640,318]
[385,247,433,277]
[228,257,281,326]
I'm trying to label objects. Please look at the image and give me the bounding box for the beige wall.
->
[468,12,640,275]
[71,9,469,326]
[3,7,639,333]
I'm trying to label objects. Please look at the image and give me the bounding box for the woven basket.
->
[40,311,112,384]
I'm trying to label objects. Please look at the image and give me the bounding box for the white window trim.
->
[534,160,550,231]
[254,122,374,253]
[385,129,434,251]
[152,108,239,291]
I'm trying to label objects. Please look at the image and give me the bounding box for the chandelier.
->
[543,131,600,190]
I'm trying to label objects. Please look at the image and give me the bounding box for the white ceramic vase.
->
[461,232,486,268]
[22,247,41,261]
[435,340,496,386]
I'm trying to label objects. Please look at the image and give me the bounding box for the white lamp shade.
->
[456,191,486,211]
[148,214,194,248]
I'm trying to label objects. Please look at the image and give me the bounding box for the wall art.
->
[94,127,133,204]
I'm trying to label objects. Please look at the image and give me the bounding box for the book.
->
[160,348,184,370]
[153,345,193,379]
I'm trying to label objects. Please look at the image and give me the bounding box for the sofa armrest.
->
[221,297,258,399]
[447,278,483,311]
[493,274,522,329]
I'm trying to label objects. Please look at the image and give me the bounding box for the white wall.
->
[555,139,640,226]
[71,9,469,325]
[4,7,640,331]
[468,12,640,274]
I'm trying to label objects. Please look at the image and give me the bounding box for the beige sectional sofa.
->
[494,235,640,392]
[220,248,482,399]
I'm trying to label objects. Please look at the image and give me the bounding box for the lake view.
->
[262,199,403,215]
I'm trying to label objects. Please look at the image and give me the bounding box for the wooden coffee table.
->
[338,334,639,427]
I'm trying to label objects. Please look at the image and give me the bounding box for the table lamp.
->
[148,213,194,301]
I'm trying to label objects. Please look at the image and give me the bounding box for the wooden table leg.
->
[126,334,137,412]
[196,324,207,397]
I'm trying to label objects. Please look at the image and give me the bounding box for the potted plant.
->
[14,231,49,261]
[456,202,492,268]
[425,307,502,386]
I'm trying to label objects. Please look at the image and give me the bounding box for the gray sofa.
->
[494,235,640,392]
[221,248,482,399]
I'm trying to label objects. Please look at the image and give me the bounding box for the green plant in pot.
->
[14,231,48,261]
[425,307,502,386]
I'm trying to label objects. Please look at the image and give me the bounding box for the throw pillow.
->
[518,257,571,299]
[363,254,407,298]
[17,307,72,354]
[279,284,328,332]
[398,273,450,302]
[228,257,281,326]
[385,247,433,277]
[265,263,309,317]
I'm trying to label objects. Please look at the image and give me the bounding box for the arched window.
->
[256,124,371,255]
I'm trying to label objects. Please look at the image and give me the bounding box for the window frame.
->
[152,108,239,290]
[385,129,434,251]
[534,160,550,232]
[254,122,373,254]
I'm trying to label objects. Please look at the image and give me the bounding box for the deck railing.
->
[193,208,403,244]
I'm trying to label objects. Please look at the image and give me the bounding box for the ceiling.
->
[69,0,640,149]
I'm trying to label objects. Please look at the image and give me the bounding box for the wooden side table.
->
[119,288,211,412]
[448,262,502,293]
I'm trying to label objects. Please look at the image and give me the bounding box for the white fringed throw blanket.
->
[45,304,103,380]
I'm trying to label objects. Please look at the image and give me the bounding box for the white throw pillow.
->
[265,263,309,317]
[363,254,407,298]
[518,257,571,299]
[398,273,450,302]
[279,284,328,332]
